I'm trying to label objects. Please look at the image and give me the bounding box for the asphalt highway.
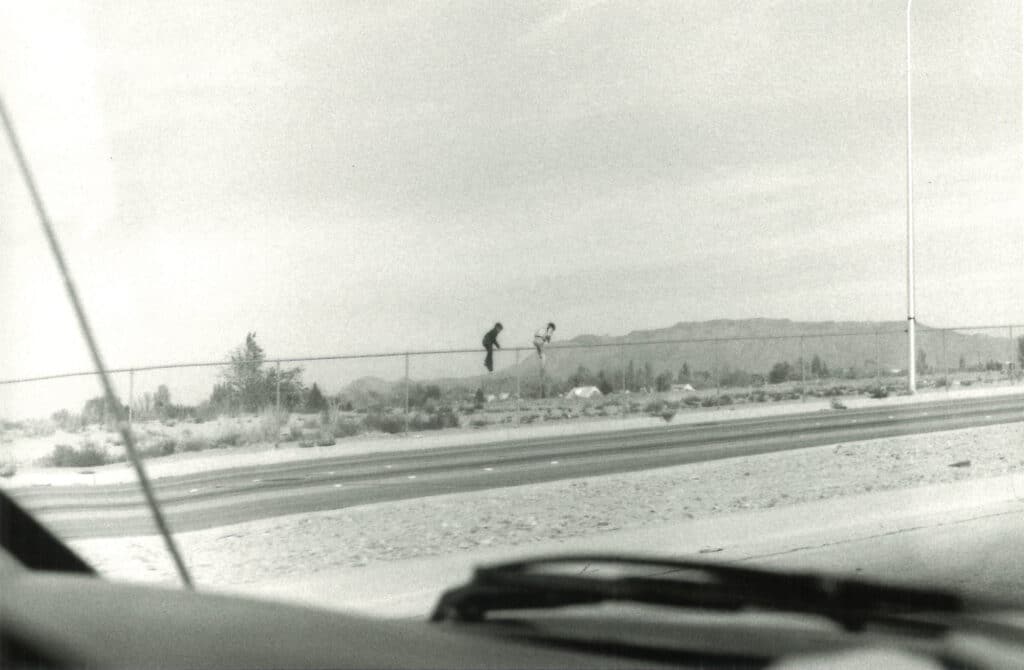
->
[13,394,1023,539]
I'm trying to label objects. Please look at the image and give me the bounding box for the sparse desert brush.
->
[139,437,177,458]
[830,398,848,410]
[0,453,16,478]
[644,400,664,414]
[364,412,405,434]
[409,409,460,431]
[868,385,890,399]
[470,417,489,428]
[660,409,676,422]
[25,420,57,438]
[331,416,364,438]
[49,441,110,467]
[178,436,212,452]
[214,430,244,447]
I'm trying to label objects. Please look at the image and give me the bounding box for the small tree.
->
[768,361,793,384]
[655,371,673,392]
[223,332,267,412]
[678,362,690,383]
[1017,336,1024,372]
[916,348,928,375]
[153,384,171,417]
[306,383,328,413]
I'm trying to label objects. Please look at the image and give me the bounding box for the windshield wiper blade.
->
[431,554,1004,634]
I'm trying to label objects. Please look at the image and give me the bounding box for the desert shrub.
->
[470,418,489,428]
[331,417,364,438]
[315,431,336,446]
[823,386,844,397]
[830,398,848,410]
[214,430,243,448]
[749,390,767,403]
[302,417,319,430]
[409,408,460,431]
[868,385,890,399]
[25,420,57,438]
[644,400,664,414]
[683,396,701,407]
[700,396,717,407]
[140,437,177,458]
[288,424,303,441]
[718,394,733,406]
[364,412,405,434]
[934,377,948,388]
[0,454,16,478]
[299,439,316,448]
[178,436,212,452]
[50,441,109,467]
[660,409,676,422]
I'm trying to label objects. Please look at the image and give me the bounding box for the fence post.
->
[714,340,720,399]
[620,345,626,393]
[1010,326,1015,384]
[874,330,881,381]
[275,361,281,448]
[404,353,410,434]
[942,329,948,391]
[128,368,134,433]
[514,348,521,426]
[799,336,805,402]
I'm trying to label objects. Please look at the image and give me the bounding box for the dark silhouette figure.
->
[482,322,503,372]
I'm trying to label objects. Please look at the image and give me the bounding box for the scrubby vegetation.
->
[49,441,111,467]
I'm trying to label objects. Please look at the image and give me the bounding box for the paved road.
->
[15,394,1024,539]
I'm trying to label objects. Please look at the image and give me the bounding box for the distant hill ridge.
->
[343,319,1015,394]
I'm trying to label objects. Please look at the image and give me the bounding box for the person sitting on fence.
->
[482,322,503,372]
[533,322,556,365]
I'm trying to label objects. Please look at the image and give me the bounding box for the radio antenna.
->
[0,96,193,589]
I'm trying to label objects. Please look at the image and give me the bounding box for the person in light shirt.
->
[533,322,556,365]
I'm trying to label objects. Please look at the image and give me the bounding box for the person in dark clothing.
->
[482,322,503,372]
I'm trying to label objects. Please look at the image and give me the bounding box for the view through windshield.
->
[1,1,1023,620]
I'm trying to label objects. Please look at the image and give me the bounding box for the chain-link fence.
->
[2,324,1022,458]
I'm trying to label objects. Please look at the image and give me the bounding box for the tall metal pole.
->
[906,0,917,394]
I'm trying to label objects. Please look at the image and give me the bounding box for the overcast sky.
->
[1,1,1021,414]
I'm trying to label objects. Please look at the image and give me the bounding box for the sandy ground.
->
[4,383,1022,487]
[69,419,1024,591]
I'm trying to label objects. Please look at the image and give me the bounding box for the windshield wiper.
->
[431,554,1015,636]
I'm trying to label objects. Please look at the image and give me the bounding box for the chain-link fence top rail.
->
[3,323,1022,387]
